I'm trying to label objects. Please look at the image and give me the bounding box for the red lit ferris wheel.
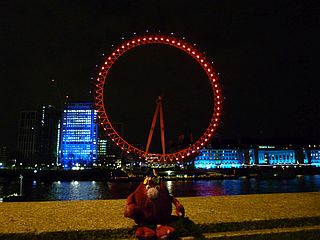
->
[94,34,222,163]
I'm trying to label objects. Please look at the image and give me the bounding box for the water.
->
[1,175,320,201]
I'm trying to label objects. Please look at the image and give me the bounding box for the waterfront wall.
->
[0,192,319,239]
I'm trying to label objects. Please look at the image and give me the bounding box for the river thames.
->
[1,175,320,201]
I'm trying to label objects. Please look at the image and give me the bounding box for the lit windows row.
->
[62,130,93,135]
[64,110,94,113]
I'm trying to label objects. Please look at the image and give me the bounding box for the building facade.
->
[194,145,320,169]
[16,105,59,167]
[0,146,8,168]
[256,147,296,165]
[194,148,245,169]
[96,123,124,168]
[16,111,37,166]
[310,149,320,167]
[59,102,98,169]
[36,105,59,167]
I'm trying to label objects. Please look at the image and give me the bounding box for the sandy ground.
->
[0,192,319,234]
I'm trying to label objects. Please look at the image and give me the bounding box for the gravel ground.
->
[0,192,319,234]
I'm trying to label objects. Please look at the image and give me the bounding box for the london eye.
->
[95,34,222,163]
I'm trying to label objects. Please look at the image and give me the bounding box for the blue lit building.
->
[59,102,98,169]
[256,146,296,165]
[194,148,245,169]
[302,149,309,164]
[310,149,320,167]
[193,145,320,169]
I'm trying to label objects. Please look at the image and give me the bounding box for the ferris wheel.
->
[94,34,222,163]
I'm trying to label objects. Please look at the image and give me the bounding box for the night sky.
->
[1,0,319,152]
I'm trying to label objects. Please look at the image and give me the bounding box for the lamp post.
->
[19,174,23,196]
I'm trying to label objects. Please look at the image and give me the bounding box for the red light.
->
[96,34,222,164]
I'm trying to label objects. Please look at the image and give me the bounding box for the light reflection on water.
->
[0,175,319,201]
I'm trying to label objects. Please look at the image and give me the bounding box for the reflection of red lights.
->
[94,34,222,163]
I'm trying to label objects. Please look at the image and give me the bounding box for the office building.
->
[59,102,98,169]
[16,105,59,167]
[16,111,37,166]
[36,105,59,166]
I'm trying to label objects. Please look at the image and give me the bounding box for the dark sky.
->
[1,0,319,151]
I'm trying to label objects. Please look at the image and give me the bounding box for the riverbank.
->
[1,166,319,182]
[0,192,319,239]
